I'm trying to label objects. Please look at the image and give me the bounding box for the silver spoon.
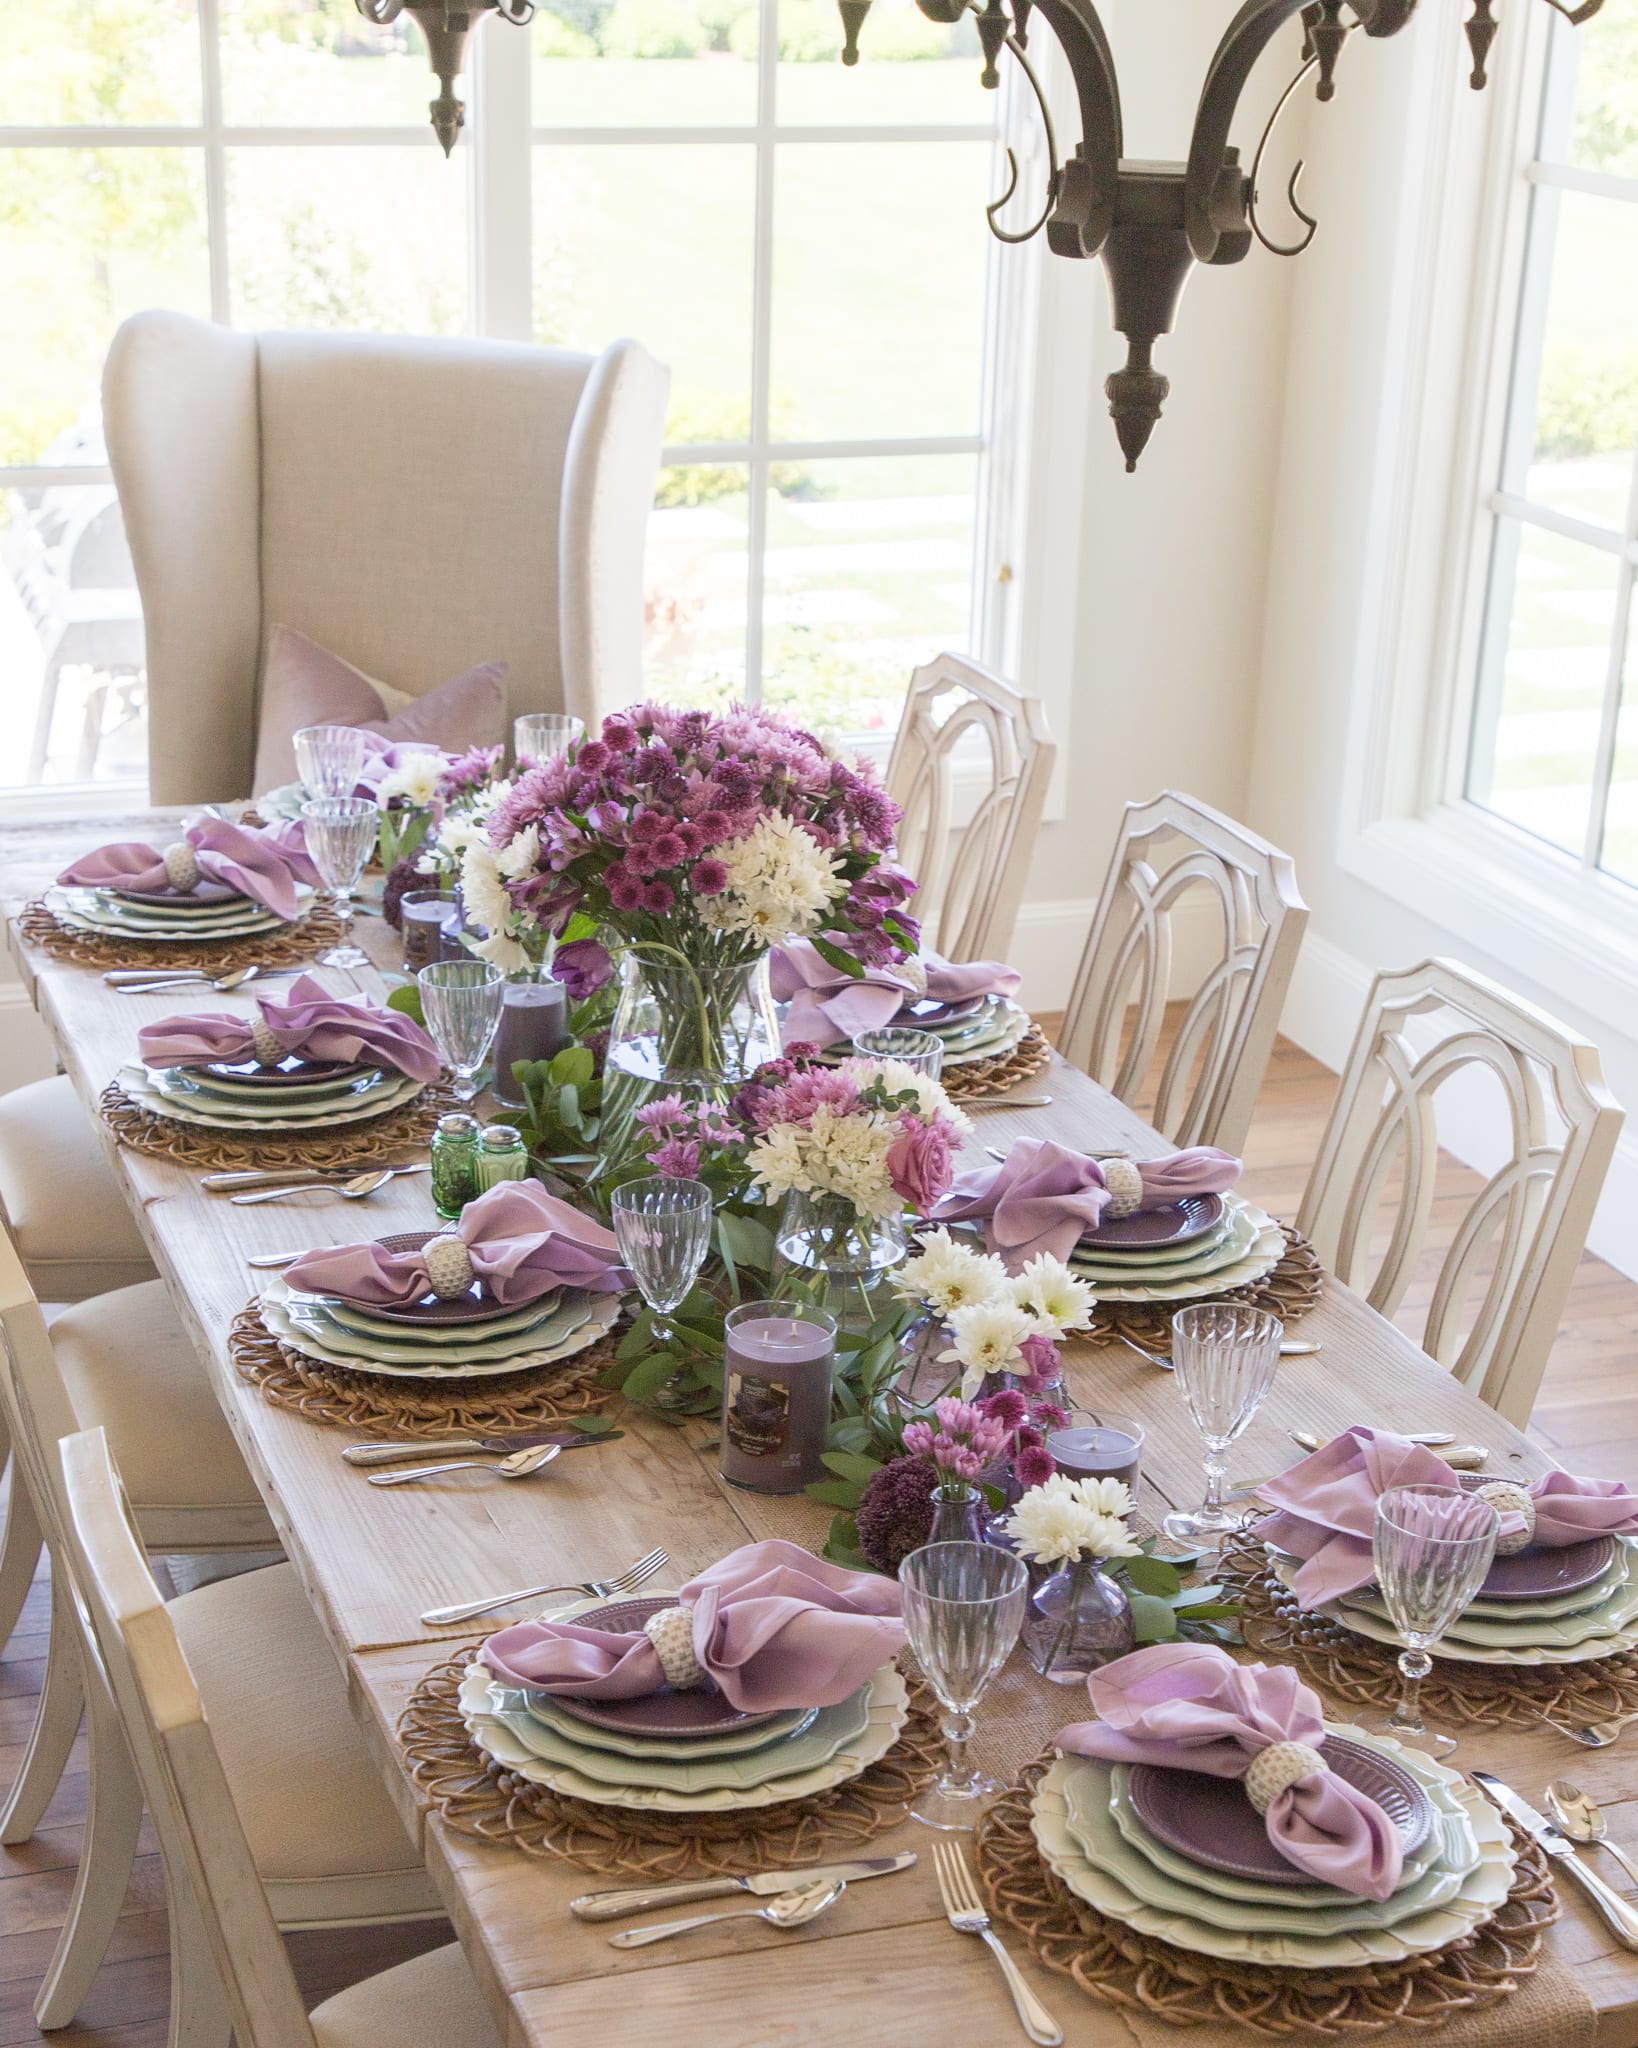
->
[110,965,280,994]
[1287,1428,1456,1451]
[247,1250,302,1269]
[366,1443,564,1487]
[970,1095,1054,1112]
[607,1876,845,1949]
[231,1168,405,1207]
[1546,1781,1638,1887]
[1549,1716,1638,1749]
[1286,1428,1487,1468]
[1122,1336,1323,1372]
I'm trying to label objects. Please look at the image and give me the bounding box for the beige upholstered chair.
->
[884,653,1056,963]
[1058,791,1308,1156]
[1297,959,1624,1427]
[104,309,670,802]
[0,1075,155,1300]
[61,1426,495,2048]
[0,1227,435,2033]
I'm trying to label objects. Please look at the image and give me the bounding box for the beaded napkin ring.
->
[642,1607,704,1690]
[1473,1479,1536,1555]
[425,1232,475,1299]
[250,1015,287,1068]
[1101,1157,1144,1220]
[163,842,201,892]
[1243,1739,1326,1815]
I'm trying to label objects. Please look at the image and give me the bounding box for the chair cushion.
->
[0,1076,156,1301]
[251,625,507,794]
[310,1943,501,2048]
[51,1281,264,1516]
[171,1562,425,1889]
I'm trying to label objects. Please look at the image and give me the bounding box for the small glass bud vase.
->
[927,1480,988,1546]
[1021,1558,1135,1684]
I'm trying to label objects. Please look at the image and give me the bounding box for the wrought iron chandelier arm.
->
[1247,46,1326,255]
[1185,0,1319,263]
[354,0,405,21]
[1018,0,1120,257]
[984,32,1061,243]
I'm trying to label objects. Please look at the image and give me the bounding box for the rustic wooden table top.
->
[6,813,1637,2048]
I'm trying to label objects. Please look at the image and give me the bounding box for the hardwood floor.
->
[0,1029,1634,2041]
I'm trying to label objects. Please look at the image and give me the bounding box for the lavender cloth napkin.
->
[138,973,442,1082]
[1256,1425,1638,1606]
[920,954,1024,1004]
[1055,1642,1405,1900]
[480,1539,905,1711]
[769,940,915,1047]
[932,1137,1242,1271]
[57,817,319,921]
[282,1180,626,1308]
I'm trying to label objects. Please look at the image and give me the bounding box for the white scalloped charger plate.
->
[258,1283,619,1380]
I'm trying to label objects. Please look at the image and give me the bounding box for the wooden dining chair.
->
[1297,959,1624,1427]
[884,652,1056,963]
[1057,791,1308,1156]
[59,1425,498,2048]
[0,1226,442,2034]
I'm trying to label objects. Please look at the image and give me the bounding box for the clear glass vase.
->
[596,950,779,1178]
[891,1310,959,1416]
[1020,1558,1136,1683]
[927,1480,988,1545]
[774,1188,909,1329]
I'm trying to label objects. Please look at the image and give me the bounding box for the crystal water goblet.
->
[611,1175,713,1353]
[513,713,585,769]
[851,1025,944,1080]
[293,723,369,798]
[300,796,378,968]
[1162,1302,1283,1546]
[899,1541,1029,1830]
[1371,1483,1499,1757]
[418,959,505,1102]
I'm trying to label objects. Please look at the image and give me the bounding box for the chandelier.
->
[368,0,1603,468]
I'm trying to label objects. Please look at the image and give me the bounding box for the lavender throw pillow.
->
[252,625,508,794]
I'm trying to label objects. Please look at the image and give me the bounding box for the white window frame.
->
[1332,0,1638,1040]
[0,0,1083,816]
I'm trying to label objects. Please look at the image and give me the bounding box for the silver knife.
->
[1471,1772,1638,1949]
[569,1852,916,1922]
[342,1431,621,1466]
[203,1166,426,1190]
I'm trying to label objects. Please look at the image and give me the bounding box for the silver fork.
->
[931,1841,1061,2045]
[418,1546,669,1627]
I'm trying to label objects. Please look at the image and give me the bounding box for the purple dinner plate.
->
[545,1597,784,1739]
[339,1230,554,1327]
[108,880,245,907]
[895,993,987,1027]
[1451,1476,1620,1598]
[201,1056,368,1089]
[1078,1193,1224,1251]
[1128,1734,1433,1887]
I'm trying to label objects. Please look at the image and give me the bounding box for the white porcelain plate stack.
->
[117,1055,425,1132]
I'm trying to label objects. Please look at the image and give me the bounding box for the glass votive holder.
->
[719,1300,838,1496]
[1044,1408,1145,1492]
[513,713,585,769]
[490,973,570,1109]
[851,1025,944,1079]
[400,888,462,973]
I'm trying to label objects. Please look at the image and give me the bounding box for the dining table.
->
[6,806,1638,2048]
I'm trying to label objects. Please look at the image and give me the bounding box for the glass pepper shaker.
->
[430,1112,482,1220]
[473,1122,528,1192]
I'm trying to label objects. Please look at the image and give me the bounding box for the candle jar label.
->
[724,1373,791,1460]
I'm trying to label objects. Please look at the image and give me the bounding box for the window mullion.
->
[744,0,778,708]
[471,24,533,340]
[199,0,229,323]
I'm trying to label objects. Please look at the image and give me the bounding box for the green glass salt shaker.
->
[430,1112,482,1219]
[474,1122,529,1192]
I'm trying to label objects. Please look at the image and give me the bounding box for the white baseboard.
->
[1282,930,1638,1284]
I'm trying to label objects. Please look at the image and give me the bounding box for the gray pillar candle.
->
[720,1301,837,1495]
[1044,1409,1145,1490]
[490,975,570,1108]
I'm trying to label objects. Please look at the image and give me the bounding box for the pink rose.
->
[886,1112,956,1214]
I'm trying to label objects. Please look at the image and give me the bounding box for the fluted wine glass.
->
[611,1175,713,1352]
[300,796,378,967]
[418,959,505,1101]
[293,723,369,798]
[851,1025,944,1080]
[1162,1303,1283,1546]
[899,1541,1029,1830]
[1371,1483,1499,1757]
[513,713,585,769]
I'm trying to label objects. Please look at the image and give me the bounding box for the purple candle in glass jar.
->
[720,1301,837,1495]
[400,889,460,974]
[490,976,570,1109]
[1046,1409,1144,1490]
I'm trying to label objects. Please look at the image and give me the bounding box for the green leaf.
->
[615,1321,652,1363]
[717,1212,777,1272]
[620,1350,682,1400]
[805,1480,866,1510]
[1171,1583,1230,1608]
[809,932,866,979]
[1128,1592,1181,1644]
[819,1450,883,1485]
[1177,1602,1239,1625]
[550,1046,595,1089]
[825,1415,877,1455]
[1122,1555,1183,1599]
[385,985,424,1025]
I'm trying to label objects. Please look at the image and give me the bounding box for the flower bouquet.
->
[376,744,506,923]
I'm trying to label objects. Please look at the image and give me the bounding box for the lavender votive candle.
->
[720,1301,837,1495]
[400,889,461,974]
[490,975,570,1109]
[1045,1409,1145,1491]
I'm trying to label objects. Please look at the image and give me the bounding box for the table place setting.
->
[769,937,1052,1100]
[23,811,343,968]
[397,1538,945,1877]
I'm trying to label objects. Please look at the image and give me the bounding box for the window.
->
[0,0,1014,800]
[1465,0,1638,885]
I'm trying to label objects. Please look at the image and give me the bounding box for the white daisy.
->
[1009,1254,1097,1336]
[940,1298,1032,1398]
[376,750,445,809]
[1003,1472,1140,1565]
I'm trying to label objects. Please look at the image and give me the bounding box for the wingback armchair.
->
[103,311,669,803]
